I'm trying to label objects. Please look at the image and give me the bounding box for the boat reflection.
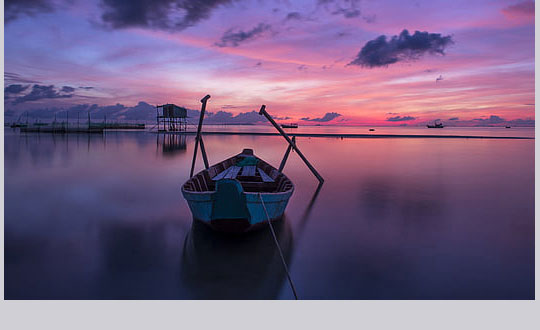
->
[180,218,294,299]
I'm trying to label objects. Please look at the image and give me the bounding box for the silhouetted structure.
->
[156,104,187,131]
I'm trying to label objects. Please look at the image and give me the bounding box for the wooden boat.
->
[281,123,298,128]
[182,148,294,233]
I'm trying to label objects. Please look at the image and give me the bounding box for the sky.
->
[3,0,536,126]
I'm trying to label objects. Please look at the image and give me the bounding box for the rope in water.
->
[258,193,299,300]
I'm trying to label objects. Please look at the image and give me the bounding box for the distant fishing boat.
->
[505,126,511,128]
[182,148,294,233]
[281,123,298,128]
[427,120,444,128]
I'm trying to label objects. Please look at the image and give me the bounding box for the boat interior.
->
[183,149,293,193]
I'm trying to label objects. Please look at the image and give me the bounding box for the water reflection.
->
[181,219,294,299]
[4,130,534,299]
[156,133,187,157]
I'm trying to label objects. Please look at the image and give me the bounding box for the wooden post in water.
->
[259,105,324,184]
[279,136,295,172]
[189,95,211,178]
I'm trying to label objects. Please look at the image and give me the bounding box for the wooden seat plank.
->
[212,166,233,181]
[258,168,275,182]
[224,166,242,179]
[241,165,256,177]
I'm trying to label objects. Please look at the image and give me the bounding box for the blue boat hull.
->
[182,188,293,232]
[181,149,294,233]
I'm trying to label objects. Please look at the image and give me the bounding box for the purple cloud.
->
[387,115,416,122]
[301,112,342,122]
[215,23,272,47]
[349,29,454,67]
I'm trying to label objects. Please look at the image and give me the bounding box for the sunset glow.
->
[3,0,535,126]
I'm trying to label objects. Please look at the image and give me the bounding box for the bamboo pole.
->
[278,135,295,172]
[259,105,324,184]
[189,95,211,177]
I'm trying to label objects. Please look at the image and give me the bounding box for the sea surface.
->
[3,127,535,299]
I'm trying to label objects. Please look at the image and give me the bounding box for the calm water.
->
[4,128,535,299]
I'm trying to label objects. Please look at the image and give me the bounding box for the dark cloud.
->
[61,86,76,93]
[79,86,95,90]
[332,7,361,18]
[4,0,55,23]
[318,0,374,22]
[473,115,505,124]
[349,29,454,68]
[100,0,235,31]
[297,64,308,71]
[301,112,342,122]
[4,84,30,94]
[215,23,272,47]
[448,117,459,121]
[12,84,76,104]
[285,12,302,20]
[319,0,360,18]
[387,115,416,122]
[271,115,291,120]
[470,115,534,127]
[508,118,535,127]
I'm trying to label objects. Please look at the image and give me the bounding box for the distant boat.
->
[505,126,511,128]
[427,120,444,128]
[369,128,375,131]
[281,123,298,128]
[182,148,294,233]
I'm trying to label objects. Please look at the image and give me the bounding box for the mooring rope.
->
[258,193,299,300]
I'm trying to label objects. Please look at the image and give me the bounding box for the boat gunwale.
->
[181,151,294,196]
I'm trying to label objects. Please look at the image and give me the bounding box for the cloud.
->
[100,0,235,31]
[4,84,30,94]
[448,117,459,121]
[271,115,291,121]
[508,118,535,127]
[348,29,454,67]
[301,112,342,122]
[11,84,76,104]
[473,115,505,124]
[319,0,360,18]
[4,0,55,23]
[4,72,40,84]
[215,23,272,47]
[285,12,302,20]
[502,1,534,20]
[386,115,416,122]
[61,86,76,93]
[469,115,535,127]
